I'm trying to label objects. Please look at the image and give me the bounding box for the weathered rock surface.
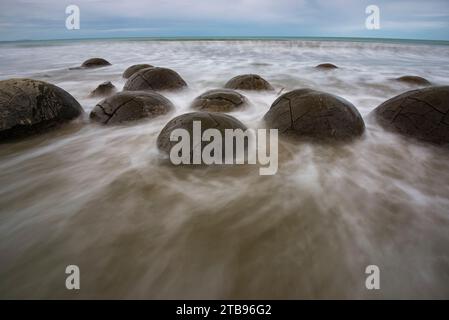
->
[90,91,174,125]
[264,88,365,141]
[0,78,84,141]
[191,89,247,112]
[394,76,431,86]
[224,74,274,91]
[81,58,111,68]
[89,81,117,98]
[123,67,187,91]
[157,112,247,162]
[372,86,449,145]
[315,63,338,70]
[123,64,153,79]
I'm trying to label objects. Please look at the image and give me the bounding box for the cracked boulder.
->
[191,89,247,112]
[0,78,84,141]
[81,58,111,68]
[315,63,338,70]
[123,64,153,79]
[264,89,365,141]
[394,76,431,86]
[372,86,449,145]
[123,67,187,91]
[224,74,274,91]
[157,111,247,162]
[89,81,117,98]
[90,91,174,125]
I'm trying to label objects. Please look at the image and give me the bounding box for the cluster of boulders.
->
[1,57,447,151]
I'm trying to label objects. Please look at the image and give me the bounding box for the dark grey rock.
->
[191,89,247,112]
[123,64,153,79]
[264,88,365,141]
[0,78,84,141]
[394,76,431,86]
[89,81,117,98]
[315,63,338,70]
[224,74,274,91]
[157,112,247,162]
[372,86,449,145]
[81,58,111,68]
[123,67,187,91]
[90,91,174,125]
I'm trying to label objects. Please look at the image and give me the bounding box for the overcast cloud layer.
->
[0,0,448,41]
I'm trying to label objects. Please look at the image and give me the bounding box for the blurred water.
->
[0,39,449,298]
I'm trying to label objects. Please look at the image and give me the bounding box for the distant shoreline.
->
[1,36,449,46]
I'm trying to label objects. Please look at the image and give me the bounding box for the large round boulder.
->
[123,67,187,91]
[0,78,84,141]
[224,74,274,91]
[89,81,116,98]
[191,89,247,112]
[90,91,174,125]
[122,64,153,79]
[264,89,365,141]
[315,63,338,70]
[372,86,449,145]
[157,112,247,163]
[81,58,111,68]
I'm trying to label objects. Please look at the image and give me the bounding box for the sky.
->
[0,0,448,41]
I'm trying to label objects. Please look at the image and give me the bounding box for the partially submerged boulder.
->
[264,88,365,141]
[81,58,111,68]
[89,81,116,98]
[90,91,174,125]
[224,74,274,91]
[394,76,431,86]
[123,67,187,91]
[372,86,449,145]
[191,89,247,112]
[157,112,247,162]
[123,64,153,79]
[315,63,338,70]
[0,78,84,141]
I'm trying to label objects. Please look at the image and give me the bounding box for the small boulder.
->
[0,78,84,141]
[372,86,449,145]
[191,89,247,112]
[81,58,111,68]
[315,63,338,70]
[264,89,365,141]
[394,76,431,86]
[123,67,187,91]
[90,91,174,125]
[89,81,117,98]
[157,112,247,162]
[123,64,153,79]
[224,74,274,91]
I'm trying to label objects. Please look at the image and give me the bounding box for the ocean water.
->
[1,38,449,299]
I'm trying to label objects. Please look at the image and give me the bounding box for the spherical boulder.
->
[122,64,153,79]
[224,74,274,91]
[394,75,431,86]
[123,67,187,91]
[90,91,174,125]
[372,86,449,145]
[81,58,111,68]
[264,89,365,141]
[157,112,247,162]
[315,63,338,70]
[89,81,116,98]
[191,89,248,112]
[0,78,84,141]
